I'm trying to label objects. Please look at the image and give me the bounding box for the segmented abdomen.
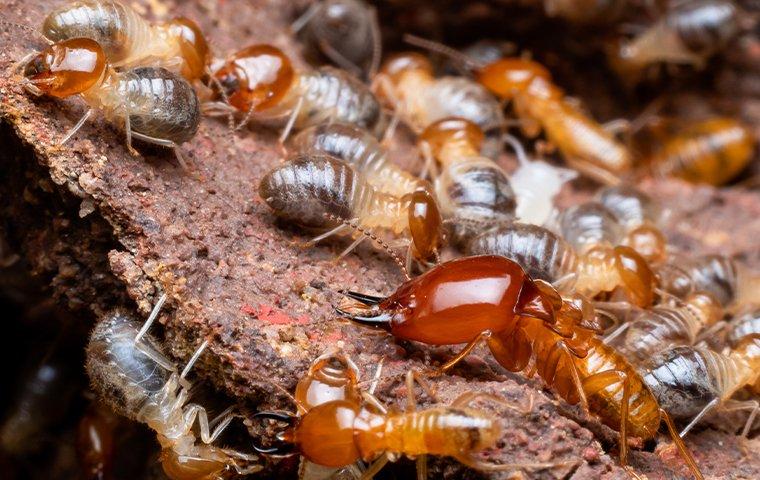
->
[290,123,423,197]
[295,67,385,136]
[596,185,660,228]
[42,0,151,64]
[259,154,371,229]
[86,311,170,421]
[558,202,624,252]
[617,308,699,363]
[424,77,505,132]
[467,223,578,285]
[669,0,739,54]
[436,158,517,244]
[116,67,200,143]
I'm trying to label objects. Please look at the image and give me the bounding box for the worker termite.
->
[40,0,211,80]
[646,117,756,186]
[404,35,633,185]
[373,52,506,134]
[253,354,562,478]
[18,38,200,168]
[289,123,427,198]
[596,185,668,264]
[86,295,261,479]
[604,291,724,363]
[608,0,741,81]
[259,154,443,270]
[337,255,703,479]
[291,0,381,80]
[205,44,385,139]
[641,333,760,440]
[557,202,657,306]
[418,118,517,245]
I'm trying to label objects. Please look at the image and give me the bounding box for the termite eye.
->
[23,38,106,98]
[379,52,434,84]
[213,44,295,113]
[419,117,485,157]
[167,17,210,80]
[406,189,443,263]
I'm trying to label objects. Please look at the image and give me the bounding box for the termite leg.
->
[405,369,439,411]
[679,397,720,437]
[59,108,93,146]
[454,453,567,473]
[129,131,189,170]
[360,453,389,480]
[368,357,384,395]
[556,341,590,413]
[279,95,304,144]
[367,7,381,80]
[602,119,630,135]
[660,409,704,480]
[317,38,363,78]
[439,330,493,374]
[720,399,760,439]
[338,234,367,259]
[304,223,351,247]
[133,294,176,372]
[451,391,528,415]
[565,157,621,186]
[123,105,140,156]
[290,2,320,32]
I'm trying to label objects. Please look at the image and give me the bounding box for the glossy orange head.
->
[378,52,434,85]
[685,291,722,327]
[418,117,484,157]
[291,401,361,467]
[613,245,656,307]
[476,58,553,100]
[22,38,106,98]
[166,17,210,80]
[405,189,444,265]
[338,256,559,345]
[623,224,667,265]
[212,44,295,112]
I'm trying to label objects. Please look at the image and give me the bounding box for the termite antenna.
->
[324,213,410,280]
[403,34,482,71]
[503,133,530,166]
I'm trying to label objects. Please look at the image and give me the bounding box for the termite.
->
[253,354,561,478]
[291,0,381,80]
[86,295,261,479]
[404,35,633,185]
[557,202,657,306]
[418,118,517,246]
[77,403,120,480]
[337,255,704,479]
[604,291,724,363]
[205,44,386,140]
[641,332,760,440]
[18,38,200,168]
[596,185,668,264]
[259,154,443,270]
[373,52,506,134]
[289,123,427,198]
[40,0,210,80]
[608,0,741,80]
[647,117,756,186]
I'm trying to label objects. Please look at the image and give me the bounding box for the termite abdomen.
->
[467,223,578,286]
[86,311,170,419]
[668,0,740,56]
[259,154,368,228]
[120,67,201,144]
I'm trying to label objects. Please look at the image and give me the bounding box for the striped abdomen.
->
[558,202,624,253]
[467,223,578,286]
[668,0,739,55]
[42,0,151,65]
[642,346,745,419]
[617,307,701,363]
[86,311,170,421]
[289,123,424,197]
[651,118,755,186]
[685,254,737,306]
[293,67,386,137]
[113,67,200,143]
[424,77,505,132]
[436,158,517,244]
[597,184,660,228]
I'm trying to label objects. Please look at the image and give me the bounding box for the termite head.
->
[211,44,295,113]
[405,188,444,265]
[295,352,361,412]
[476,58,557,100]
[160,448,230,480]
[622,224,667,265]
[165,17,210,80]
[337,256,564,345]
[376,51,433,101]
[22,38,106,98]
[419,117,484,160]
[612,245,656,307]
